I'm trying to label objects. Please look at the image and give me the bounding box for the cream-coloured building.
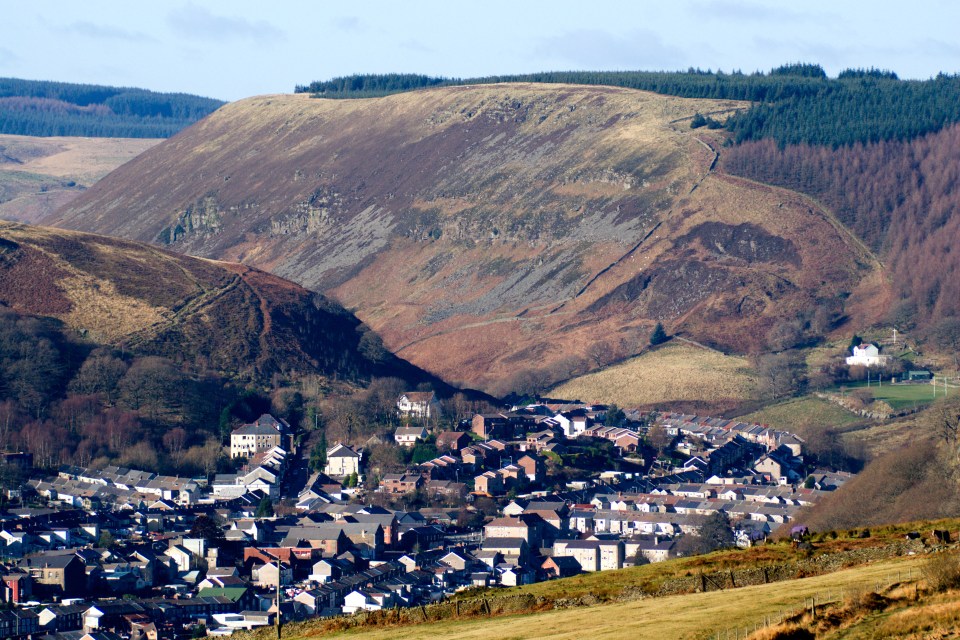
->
[325,443,361,477]
[229,414,292,459]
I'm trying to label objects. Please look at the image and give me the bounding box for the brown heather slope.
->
[0,134,160,223]
[0,221,444,387]
[49,84,885,394]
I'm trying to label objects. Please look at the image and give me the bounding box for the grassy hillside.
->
[49,84,878,395]
[259,519,954,640]
[739,396,863,432]
[550,341,758,413]
[298,67,960,147]
[0,134,160,223]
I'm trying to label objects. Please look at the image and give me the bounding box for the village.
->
[0,384,859,639]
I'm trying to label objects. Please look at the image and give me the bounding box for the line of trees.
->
[0,308,239,477]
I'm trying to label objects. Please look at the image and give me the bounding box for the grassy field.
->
[738,396,864,431]
[835,381,956,410]
[289,558,923,640]
[550,342,757,409]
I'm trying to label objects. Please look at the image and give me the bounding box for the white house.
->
[342,588,395,613]
[846,343,889,367]
[394,426,428,448]
[396,392,441,419]
[325,443,361,477]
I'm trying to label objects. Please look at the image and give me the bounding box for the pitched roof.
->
[399,391,436,403]
[327,443,360,458]
[232,423,280,436]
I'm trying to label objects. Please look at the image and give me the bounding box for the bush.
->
[922,551,960,592]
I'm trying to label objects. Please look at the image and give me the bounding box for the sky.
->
[3,1,960,102]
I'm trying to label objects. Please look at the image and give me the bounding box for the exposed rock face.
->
[49,84,880,392]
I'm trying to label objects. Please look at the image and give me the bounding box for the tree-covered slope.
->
[0,77,224,138]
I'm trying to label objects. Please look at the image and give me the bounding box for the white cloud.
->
[167,3,284,43]
[63,21,155,43]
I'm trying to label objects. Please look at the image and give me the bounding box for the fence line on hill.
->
[708,565,921,640]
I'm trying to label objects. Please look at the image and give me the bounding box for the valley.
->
[0,134,160,223]
[0,62,958,640]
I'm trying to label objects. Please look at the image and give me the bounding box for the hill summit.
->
[0,221,439,387]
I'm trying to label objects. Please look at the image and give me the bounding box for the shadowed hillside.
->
[0,221,445,388]
[49,84,882,394]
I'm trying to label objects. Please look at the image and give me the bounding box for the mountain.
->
[0,221,445,388]
[0,134,161,223]
[48,84,882,394]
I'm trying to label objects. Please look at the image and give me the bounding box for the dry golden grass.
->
[59,272,169,342]
[872,597,960,638]
[739,396,862,431]
[551,341,758,407]
[0,134,160,182]
[746,624,813,640]
[282,558,921,640]
[0,134,159,223]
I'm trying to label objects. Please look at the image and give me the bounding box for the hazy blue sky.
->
[3,1,960,101]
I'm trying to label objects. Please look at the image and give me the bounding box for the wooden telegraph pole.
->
[276,561,283,639]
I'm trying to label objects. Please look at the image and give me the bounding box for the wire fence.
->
[707,566,920,640]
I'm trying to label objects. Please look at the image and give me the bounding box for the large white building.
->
[396,392,441,419]
[845,343,889,367]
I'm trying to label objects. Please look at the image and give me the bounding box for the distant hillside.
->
[0,134,160,223]
[49,84,879,395]
[0,77,223,138]
[0,221,444,388]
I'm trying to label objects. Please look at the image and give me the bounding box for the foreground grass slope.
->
[308,559,918,640]
[253,520,957,640]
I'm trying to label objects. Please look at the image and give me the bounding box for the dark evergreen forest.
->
[0,78,224,137]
